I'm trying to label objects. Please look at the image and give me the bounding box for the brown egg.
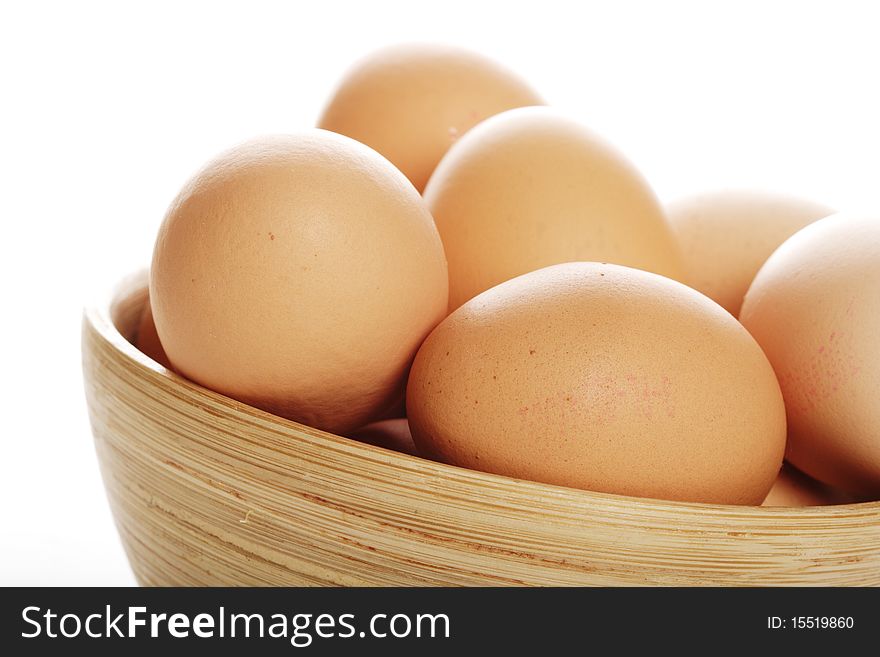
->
[667,190,834,316]
[318,44,543,192]
[151,132,449,434]
[348,418,419,457]
[740,213,880,497]
[762,464,856,507]
[135,297,171,369]
[407,262,786,504]
[423,107,685,310]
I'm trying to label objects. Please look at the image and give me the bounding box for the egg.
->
[318,44,543,192]
[667,190,834,316]
[407,262,786,504]
[348,418,419,457]
[423,107,685,310]
[762,464,855,507]
[740,213,880,497]
[135,297,171,369]
[150,132,449,434]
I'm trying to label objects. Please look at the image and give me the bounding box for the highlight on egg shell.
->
[423,106,685,311]
[318,43,543,192]
[406,262,787,505]
[150,131,449,434]
[740,213,880,498]
[667,190,834,316]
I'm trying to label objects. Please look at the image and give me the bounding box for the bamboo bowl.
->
[83,272,880,586]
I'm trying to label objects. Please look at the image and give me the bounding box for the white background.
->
[1,0,878,585]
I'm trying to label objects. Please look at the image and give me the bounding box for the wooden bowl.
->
[83,272,880,586]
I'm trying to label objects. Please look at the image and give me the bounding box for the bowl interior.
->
[111,272,149,347]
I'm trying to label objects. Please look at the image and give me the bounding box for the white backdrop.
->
[1,0,878,585]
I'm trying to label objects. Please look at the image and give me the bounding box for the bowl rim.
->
[84,269,880,518]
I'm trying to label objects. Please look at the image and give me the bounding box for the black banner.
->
[1,587,876,654]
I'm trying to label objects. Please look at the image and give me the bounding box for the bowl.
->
[82,272,880,586]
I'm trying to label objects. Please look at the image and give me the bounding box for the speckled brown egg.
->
[407,262,786,504]
[150,132,448,434]
[740,213,880,497]
[318,44,543,192]
[423,107,685,310]
[667,190,834,316]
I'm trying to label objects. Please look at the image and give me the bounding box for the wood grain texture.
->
[82,272,880,586]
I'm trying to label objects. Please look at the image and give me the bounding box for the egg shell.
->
[318,44,543,192]
[762,463,856,507]
[150,132,448,434]
[740,213,880,497]
[407,262,786,504]
[348,418,419,457]
[667,190,834,316]
[135,297,171,369]
[423,107,685,310]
